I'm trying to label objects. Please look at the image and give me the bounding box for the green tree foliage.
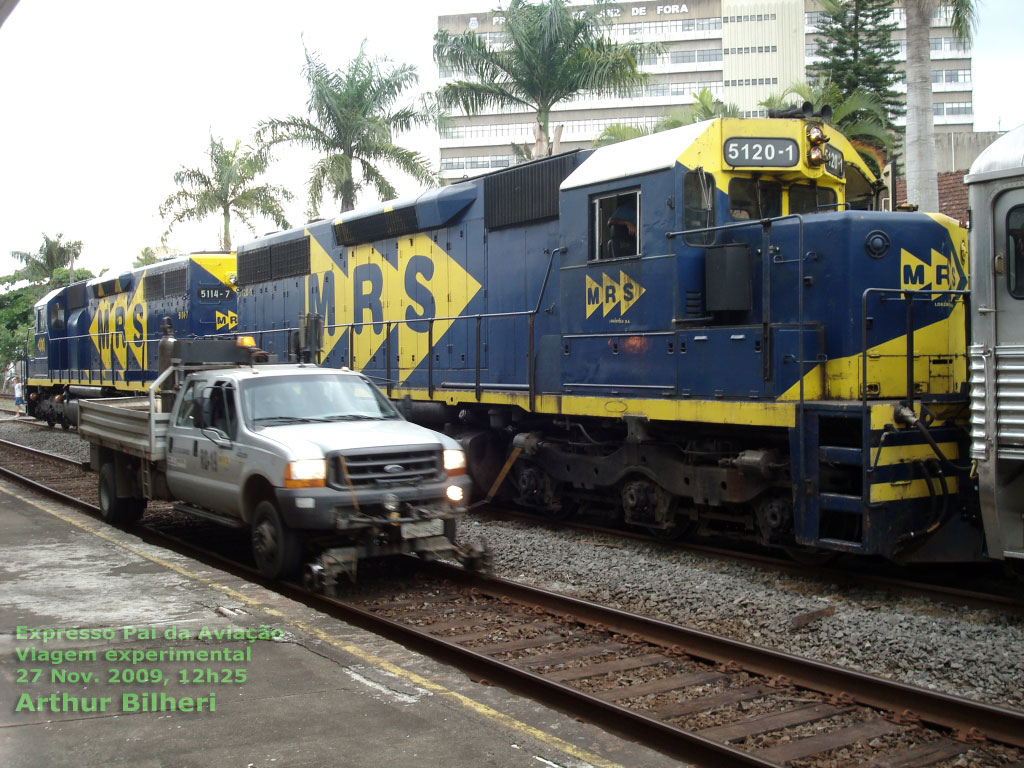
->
[435,0,659,157]
[762,80,892,176]
[592,90,738,147]
[259,44,436,215]
[134,247,159,267]
[809,0,901,127]
[10,233,83,285]
[160,135,292,251]
[688,88,742,122]
[0,266,94,377]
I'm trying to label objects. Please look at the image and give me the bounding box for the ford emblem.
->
[384,464,404,474]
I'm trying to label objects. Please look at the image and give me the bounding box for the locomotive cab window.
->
[683,169,716,245]
[592,191,640,260]
[48,302,65,331]
[1008,205,1024,298]
[728,178,781,220]
[789,183,838,215]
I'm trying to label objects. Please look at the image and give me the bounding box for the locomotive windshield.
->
[728,178,781,220]
[789,183,838,215]
[240,373,399,427]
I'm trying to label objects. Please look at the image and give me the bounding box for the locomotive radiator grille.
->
[328,448,443,488]
[971,344,1024,461]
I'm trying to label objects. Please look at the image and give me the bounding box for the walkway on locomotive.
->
[26,253,238,394]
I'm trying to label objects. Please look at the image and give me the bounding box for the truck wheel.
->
[98,463,143,527]
[252,501,302,579]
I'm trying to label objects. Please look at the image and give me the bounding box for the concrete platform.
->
[0,479,683,768]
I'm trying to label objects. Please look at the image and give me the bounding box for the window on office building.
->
[806,11,827,28]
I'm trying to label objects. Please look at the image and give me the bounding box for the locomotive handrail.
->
[858,287,970,413]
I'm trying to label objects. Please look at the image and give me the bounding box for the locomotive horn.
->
[768,101,814,119]
[814,104,834,122]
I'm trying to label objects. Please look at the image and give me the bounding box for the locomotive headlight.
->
[284,459,327,488]
[807,146,826,166]
[444,449,467,476]
[806,124,827,145]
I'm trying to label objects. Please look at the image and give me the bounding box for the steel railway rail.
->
[1,436,1023,766]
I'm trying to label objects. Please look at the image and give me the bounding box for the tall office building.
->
[437,1,973,181]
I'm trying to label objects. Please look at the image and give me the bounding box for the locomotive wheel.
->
[97,463,143,527]
[251,500,302,579]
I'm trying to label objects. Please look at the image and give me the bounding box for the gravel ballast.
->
[5,417,1023,716]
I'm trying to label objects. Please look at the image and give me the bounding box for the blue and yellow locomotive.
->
[232,112,974,563]
[26,252,238,427]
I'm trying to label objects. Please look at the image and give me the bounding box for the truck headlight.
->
[284,459,327,488]
[443,449,467,476]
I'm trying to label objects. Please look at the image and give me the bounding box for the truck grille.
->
[329,448,443,488]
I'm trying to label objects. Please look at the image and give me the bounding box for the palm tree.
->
[160,135,292,251]
[688,88,742,122]
[434,0,659,157]
[591,95,736,148]
[10,233,83,285]
[259,44,436,215]
[904,0,976,211]
[133,247,160,268]
[764,80,893,175]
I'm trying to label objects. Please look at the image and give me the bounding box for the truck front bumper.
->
[274,474,472,530]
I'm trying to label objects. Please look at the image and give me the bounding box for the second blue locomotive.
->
[25,252,237,427]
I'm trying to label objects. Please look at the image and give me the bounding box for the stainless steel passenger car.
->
[967,124,1024,560]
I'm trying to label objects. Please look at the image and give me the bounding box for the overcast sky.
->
[1,0,1021,281]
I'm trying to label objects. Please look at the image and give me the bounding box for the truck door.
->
[165,378,217,505]
[199,381,245,515]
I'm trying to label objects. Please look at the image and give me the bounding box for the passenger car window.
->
[728,178,781,220]
[1008,205,1024,299]
[591,191,641,260]
[683,170,716,246]
[790,183,838,215]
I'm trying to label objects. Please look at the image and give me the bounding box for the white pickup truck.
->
[78,337,480,589]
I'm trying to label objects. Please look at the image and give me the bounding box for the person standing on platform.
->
[12,377,24,417]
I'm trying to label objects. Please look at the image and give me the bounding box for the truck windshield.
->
[240,374,399,427]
